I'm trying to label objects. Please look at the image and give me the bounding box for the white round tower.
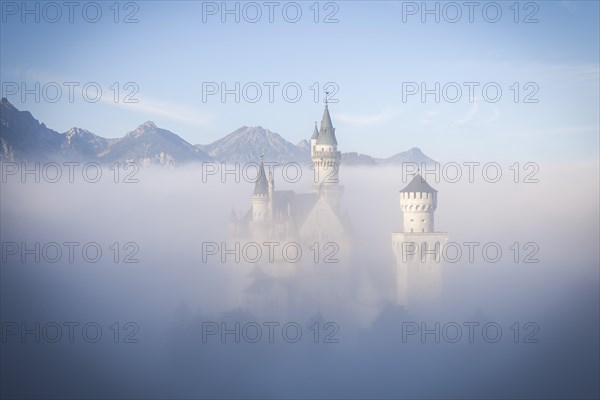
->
[399,174,437,233]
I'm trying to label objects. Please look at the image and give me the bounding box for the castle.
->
[229,102,353,319]
[231,101,350,245]
[229,102,446,320]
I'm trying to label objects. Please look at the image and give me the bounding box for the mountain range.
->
[0,98,436,166]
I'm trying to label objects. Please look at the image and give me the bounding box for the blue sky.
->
[1,0,598,161]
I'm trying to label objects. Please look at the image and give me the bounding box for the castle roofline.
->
[399,174,437,193]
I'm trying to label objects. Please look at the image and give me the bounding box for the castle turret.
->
[252,157,270,222]
[399,174,437,233]
[391,173,447,311]
[310,122,319,159]
[312,103,341,186]
[311,102,343,210]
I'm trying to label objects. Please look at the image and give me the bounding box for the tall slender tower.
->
[251,156,270,223]
[391,174,447,310]
[311,101,343,208]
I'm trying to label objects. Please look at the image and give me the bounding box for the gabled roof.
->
[291,192,320,223]
[298,194,349,240]
[399,174,437,193]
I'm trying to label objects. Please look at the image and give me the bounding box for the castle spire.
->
[311,99,342,201]
[253,155,269,195]
[317,102,337,145]
[311,121,319,140]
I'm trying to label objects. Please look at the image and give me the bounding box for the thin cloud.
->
[546,64,600,85]
[536,125,599,135]
[5,66,213,128]
[483,106,500,124]
[100,96,213,128]
[420,110,440,125]
[559,1,576,13]
[454,100,480,125]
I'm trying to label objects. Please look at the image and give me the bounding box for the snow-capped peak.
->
[127,121,159,138]
[141,121,157,128]
[65,127,91,138]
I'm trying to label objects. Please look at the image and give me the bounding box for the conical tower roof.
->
[253,157,269,195]
[316,104,338,145]
[311,122,319,140]
[399,173,437,193]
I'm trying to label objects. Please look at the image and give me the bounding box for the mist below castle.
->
[1,157,598,398]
